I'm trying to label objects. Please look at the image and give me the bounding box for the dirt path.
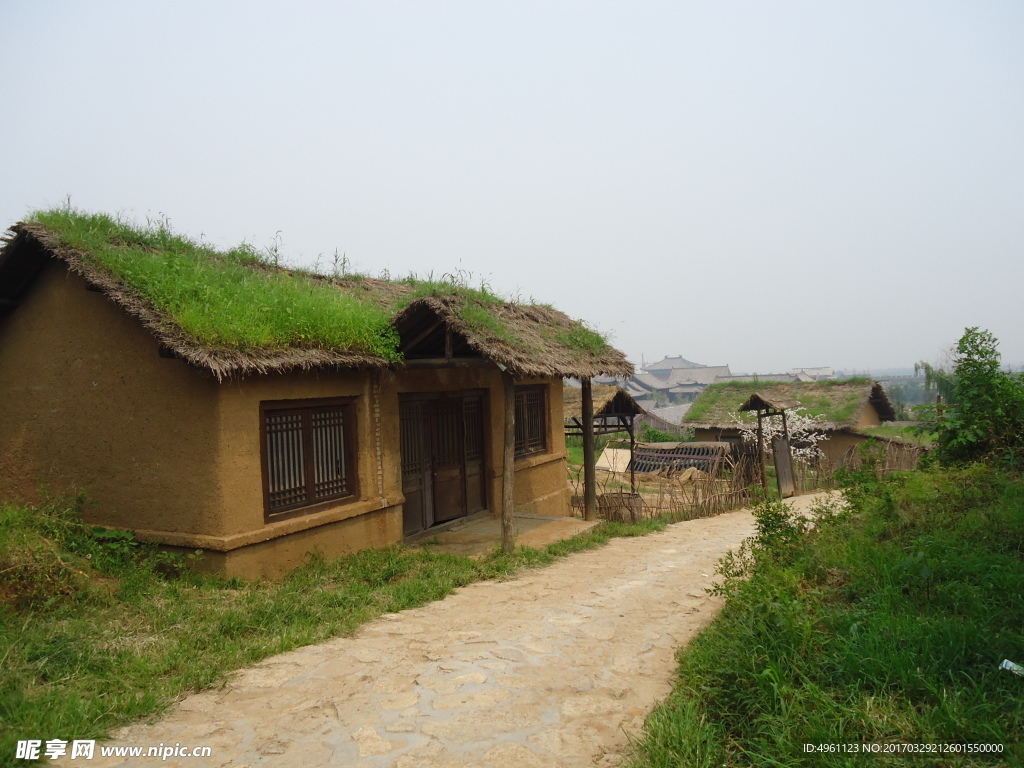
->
[89,494,830,768]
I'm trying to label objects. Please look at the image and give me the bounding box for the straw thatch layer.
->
[393,297,632,380]
[562,384,644,422]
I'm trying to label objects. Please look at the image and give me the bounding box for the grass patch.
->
[861,423,936,447]
[629,467,1024,767]
[565,434,623,469]
[1,495,670,763]
[554,320,609,355]
[682,380,778,423]
[398,273,504,308]
[28,208,400,358]
[567,441,585,467]
[459,301,514,342]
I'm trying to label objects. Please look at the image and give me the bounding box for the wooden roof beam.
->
[400,317,445,353]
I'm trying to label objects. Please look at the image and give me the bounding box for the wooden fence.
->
[568,437,923,523]
[569,445,758,523]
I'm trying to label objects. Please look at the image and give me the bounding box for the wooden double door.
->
[399,391,487,537]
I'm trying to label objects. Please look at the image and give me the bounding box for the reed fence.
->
[568,437,923,523]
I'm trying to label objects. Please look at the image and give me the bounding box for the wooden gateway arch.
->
[563,384,645,515]
[738,391,800,498]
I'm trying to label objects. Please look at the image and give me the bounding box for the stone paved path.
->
[87,494,830,768]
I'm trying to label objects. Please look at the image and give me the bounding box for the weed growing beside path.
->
[629,467,1024,767]
[0,497,668,764]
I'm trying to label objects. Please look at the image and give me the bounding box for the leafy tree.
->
[729,408,827,466]
[914,359,957,403]
[920,327,1024,466]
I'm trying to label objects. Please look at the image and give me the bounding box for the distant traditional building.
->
[644,355,707,374]
[592,356,838,406]
[594,355,732,405]
[788,367,835,381]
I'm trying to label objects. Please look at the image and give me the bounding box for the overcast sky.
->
[2,1,1021,373]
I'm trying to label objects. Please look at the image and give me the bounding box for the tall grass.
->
[629,467,1024,767]
[0,496,667,765]
[554,319,610,354]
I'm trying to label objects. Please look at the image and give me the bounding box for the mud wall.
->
[855,402,883,428]
[0,264,223,534]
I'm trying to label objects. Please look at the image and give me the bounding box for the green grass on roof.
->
[28,209,401,358]
[394,274,513,342]
[684,378,874,425]
[683,382,752,423]
[554,320,609,355]
[24,208,622,367]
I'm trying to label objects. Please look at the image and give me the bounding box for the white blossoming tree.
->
[729,408,828,466]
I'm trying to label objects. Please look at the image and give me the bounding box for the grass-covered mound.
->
[630,467,1024,767]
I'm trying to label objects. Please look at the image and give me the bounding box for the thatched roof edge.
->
[394,297,633,380]
[562,384,643,422]
[863,381,898,423]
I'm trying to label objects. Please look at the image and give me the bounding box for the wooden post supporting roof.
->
[627,415,636,495]
[756,411,767,489]
[501,370,517,553]
[581,378,597,522]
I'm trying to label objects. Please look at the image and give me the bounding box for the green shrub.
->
[917,327,1024,468]
[638,423,683,443]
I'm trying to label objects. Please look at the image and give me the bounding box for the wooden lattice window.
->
[514,386,548,458]
[260,398,357,519]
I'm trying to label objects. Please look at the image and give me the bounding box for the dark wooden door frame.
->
[399,389,488,537]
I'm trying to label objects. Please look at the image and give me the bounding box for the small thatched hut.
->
[683,379,908,469]
[563,384,643,432]
[0,211,632,577]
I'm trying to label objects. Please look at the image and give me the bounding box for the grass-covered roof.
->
[683,379,896,430]
[0,209,632,380]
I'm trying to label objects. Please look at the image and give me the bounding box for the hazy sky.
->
[2,1,1021,372]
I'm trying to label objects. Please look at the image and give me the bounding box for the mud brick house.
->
[683,379,917,469]
[0,211,631,577]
